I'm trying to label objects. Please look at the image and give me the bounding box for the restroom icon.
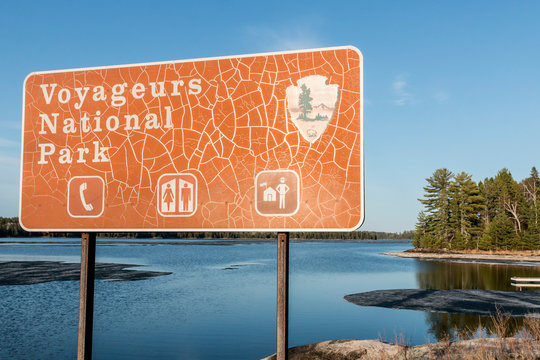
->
[157,173,197,217]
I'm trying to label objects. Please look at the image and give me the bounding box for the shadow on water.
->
[416,259,540,341]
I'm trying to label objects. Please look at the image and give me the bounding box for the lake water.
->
[1,239,540,359]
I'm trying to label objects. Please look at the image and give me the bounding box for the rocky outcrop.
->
[0,261,171,285]
[344,289,540,317]
[262,338,540,359]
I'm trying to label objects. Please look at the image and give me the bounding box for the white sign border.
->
[19,46,364,232]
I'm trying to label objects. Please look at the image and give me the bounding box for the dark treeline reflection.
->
[416,259,540,340]
[416,260,540,291]
[425,312,524,341]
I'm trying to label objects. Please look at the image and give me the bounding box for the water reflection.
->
[416,259,540,340]
[416,260,540,291]
[424,311,525,341]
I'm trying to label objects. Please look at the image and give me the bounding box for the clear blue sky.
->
[1,1,539,232]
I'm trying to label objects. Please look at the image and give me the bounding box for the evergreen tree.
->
[298,84,313,120]
[521,167,540,249]
[523,166,540,229]
[414,211,433,248]
[493,169,525,237]
[418,168,453,248]
[479,178,498,227]
[449,172,485,249]
[481,212,515,250]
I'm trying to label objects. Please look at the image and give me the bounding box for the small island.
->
[413,167,539,253]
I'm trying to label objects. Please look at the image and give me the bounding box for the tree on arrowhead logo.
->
[286,75,339,143]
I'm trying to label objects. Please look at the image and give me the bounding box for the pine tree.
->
[449,172,485,249]
[414,211,433,248]
[481,212,515,250]
[418,168,453,248]
[479,178,498,227]
[298,84,313,120]
[521,166,540,249]
[493,169,525,237]
[523,166,540,229]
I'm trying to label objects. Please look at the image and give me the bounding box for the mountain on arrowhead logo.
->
[286,75,339,143]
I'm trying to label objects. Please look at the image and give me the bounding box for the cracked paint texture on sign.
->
[20,47,363,231]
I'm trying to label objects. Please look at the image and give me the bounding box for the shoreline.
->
[0,238,411,246]
[384,250,540,265]
[262,338,540,360]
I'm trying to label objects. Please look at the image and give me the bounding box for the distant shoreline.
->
[385,249,540,265]
[0,238,412,247]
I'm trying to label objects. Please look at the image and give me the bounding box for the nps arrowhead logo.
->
[286,75,339,143]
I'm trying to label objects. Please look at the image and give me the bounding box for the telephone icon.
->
[67,176,104,218]
[79,182,93,211]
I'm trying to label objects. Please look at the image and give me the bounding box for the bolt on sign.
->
[20,46,363,231]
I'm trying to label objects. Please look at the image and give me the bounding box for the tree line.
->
[0,217,413,240]
[414,167,540,250]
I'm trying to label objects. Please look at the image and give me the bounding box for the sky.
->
[1,1,539,232]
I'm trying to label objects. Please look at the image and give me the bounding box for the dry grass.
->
[490,306,513,338]
[523,315,540,340]
[393,310,540,359]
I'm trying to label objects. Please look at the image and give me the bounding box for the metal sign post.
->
[77,232,96,360]
[277,232,289,360]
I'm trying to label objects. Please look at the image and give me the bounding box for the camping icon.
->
[255,170,299,216]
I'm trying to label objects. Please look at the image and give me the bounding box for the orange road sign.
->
[20,46,363,231]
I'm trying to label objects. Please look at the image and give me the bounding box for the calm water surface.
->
[1,239,539,359]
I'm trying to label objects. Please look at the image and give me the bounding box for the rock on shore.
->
[261,338,540,359]
[0,261,172,285]
[344,289,540,317]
